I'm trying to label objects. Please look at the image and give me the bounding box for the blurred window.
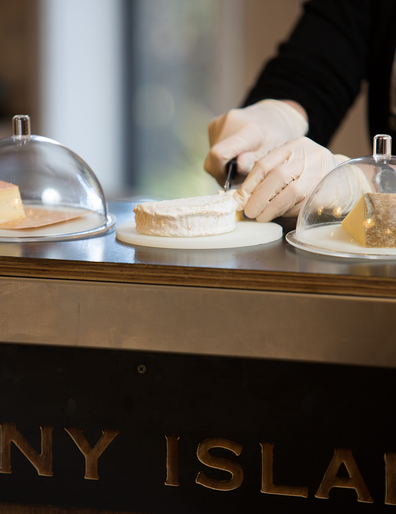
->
[124,0,243,199]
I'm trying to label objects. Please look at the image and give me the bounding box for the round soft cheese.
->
[133,194,237,237]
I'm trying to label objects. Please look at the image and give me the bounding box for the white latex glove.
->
[233,137,349,222]
[204,99,309,185]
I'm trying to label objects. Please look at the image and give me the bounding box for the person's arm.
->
[243,0,371,146]
[204,0,371,185]
[282,101,308,122]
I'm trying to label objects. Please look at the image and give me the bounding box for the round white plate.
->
[0,210,116,242]
[286,223,396,259]
[116,220,282,250]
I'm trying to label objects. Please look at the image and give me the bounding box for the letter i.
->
[165,435,180,486]
[385,452,396,505]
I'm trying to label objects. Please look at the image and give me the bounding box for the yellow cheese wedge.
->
[341,193,396,247]
[235,210,244,222]
[0,180,26,224]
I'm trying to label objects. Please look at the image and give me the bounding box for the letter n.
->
[0,423,53,476]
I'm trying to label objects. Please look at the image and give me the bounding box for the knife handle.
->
[227,157,238,180]
[224,157,238,191]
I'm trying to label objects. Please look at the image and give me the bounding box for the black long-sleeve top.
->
[243,0,396,147]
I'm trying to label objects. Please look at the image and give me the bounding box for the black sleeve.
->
[243,0,372,146]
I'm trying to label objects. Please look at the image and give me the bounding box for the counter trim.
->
[0,256,396,298]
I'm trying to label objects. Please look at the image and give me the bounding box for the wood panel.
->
[0,256,395,299]
[0,0,40,132]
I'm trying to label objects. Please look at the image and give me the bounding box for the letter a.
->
[315,448,373,503]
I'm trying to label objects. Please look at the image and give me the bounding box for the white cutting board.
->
[116,220,282,250]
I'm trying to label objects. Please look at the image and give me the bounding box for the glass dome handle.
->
[373,134,392,160]
[12,114,31,140]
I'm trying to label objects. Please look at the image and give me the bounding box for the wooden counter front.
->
[0,201,395,299]
[0,201,395,514]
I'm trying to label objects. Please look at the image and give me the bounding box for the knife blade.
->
[224,157,238,192]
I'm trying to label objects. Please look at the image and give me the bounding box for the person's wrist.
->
[254,99,309,136]
[281,100,308,122]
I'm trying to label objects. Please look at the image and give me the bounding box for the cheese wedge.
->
[341,193,396,247]
[0,180,26,224]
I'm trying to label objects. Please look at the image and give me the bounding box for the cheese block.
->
[0,180,26,224]
[133,194,237,237]
[341,193,396,247]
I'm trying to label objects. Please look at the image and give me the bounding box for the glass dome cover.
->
[286,134,396,259]
[0,115,115,241]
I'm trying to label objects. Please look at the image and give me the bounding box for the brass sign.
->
[0,423,119,481]
[166,434,395,505]
[1,424,395,506]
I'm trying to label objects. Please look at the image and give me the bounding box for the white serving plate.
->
[287,223,396,259]
[116,220,282,250]
[0,206,115,242]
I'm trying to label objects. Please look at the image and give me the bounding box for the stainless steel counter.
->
[0,201,395,369]
[0,201,395,278]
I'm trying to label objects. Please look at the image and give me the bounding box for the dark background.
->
[0,342,393,513]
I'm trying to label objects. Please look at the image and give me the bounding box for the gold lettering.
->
[260,442,308,497]
[165,435,179,486]
[195,438,243,491]
[0,423,53,476]
[65,427,119,480]
[315,448,373,503]
[385,452,396,505]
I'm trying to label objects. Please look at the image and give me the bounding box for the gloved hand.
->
[204,99,309,185]
[233,137,349,222]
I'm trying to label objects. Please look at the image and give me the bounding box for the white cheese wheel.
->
[133,194,237,237]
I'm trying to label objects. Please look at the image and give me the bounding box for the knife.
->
[224,157,238,192]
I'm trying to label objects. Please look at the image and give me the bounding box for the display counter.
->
[0,201,395,514]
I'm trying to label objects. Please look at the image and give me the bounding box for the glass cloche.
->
[286,134,396,258]
[0,115,115,242]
